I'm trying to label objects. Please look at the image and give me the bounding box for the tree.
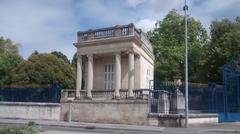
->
[150,10,208,82]
[0,37,19,54]
[0,37,23,86]
[11,53,76,88]
[0,53,22,86]
[51,51,70,64]
[202,17,240,83]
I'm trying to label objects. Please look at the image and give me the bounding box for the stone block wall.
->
[61,100,149,125]
[0,102,60,120]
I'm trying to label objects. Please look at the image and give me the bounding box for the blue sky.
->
[0,0,239,60]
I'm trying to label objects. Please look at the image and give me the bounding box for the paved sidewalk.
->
[0,118,164,133]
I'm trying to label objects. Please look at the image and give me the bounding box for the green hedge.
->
[0,126,39,134]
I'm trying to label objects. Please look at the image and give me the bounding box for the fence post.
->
[148,90,151,113]
[68,102,72,122]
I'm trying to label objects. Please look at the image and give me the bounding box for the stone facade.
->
[61,100,149,125]
[74,23,154,99]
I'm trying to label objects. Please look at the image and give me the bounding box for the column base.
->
[115,95,121,100]
[128,96,135,100]
[128,91,134,99]
[85,96,92,100]
[74,96,81,100]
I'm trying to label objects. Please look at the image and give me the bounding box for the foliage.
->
[0,37,19,54]
[0,126,39,134]
[202,17,240,83]
[0,54,23,86]
[11,53,76,88]
[51,51,70,64]
[0,37,23,86]
[71,53,77,66]
[150,10,208,82]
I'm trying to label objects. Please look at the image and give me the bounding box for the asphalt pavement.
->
[0,118,240,134]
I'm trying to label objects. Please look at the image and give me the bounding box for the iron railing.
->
[0,84,61,103]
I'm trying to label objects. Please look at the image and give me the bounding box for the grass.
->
[0,122,39,134]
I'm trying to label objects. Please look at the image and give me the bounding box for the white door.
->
[104,63,115,90]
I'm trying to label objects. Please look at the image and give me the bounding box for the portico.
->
[74,23,154,99]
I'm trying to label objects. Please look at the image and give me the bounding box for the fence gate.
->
[222,54,240,122]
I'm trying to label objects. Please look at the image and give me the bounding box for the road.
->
[41,126,160,134]
[1,122,240,134]
[40,125,240,134]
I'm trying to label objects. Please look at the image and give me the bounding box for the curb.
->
[199,129,240,133]
[0,119,164,132]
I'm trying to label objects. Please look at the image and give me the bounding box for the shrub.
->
[0,126,39,134]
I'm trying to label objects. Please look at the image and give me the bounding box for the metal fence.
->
[150,79,240,122]
[151,81,223,113]
[222,54,240,122]
[0,84,62,103]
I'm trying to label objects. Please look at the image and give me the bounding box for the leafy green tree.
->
[0,53,22,86]
[0,37,19,54]
[71,53,77,66]
[0,37,23,86]
[150,10,208,82]
[51,51,70,64]
[11,53,76,88]
[202,17,240,83]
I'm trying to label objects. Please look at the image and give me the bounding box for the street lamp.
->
[183,0,189,128]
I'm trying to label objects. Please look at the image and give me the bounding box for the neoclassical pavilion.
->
[74,23,154,99]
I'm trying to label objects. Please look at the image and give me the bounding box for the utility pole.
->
[183,0,189,128]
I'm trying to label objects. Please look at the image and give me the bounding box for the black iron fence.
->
[150,81,223,114]
[0,84,62,103]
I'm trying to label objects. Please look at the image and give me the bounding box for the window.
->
[104,63,115,90]
[146,69,151,89]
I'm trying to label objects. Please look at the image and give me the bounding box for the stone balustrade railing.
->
[61,89,150,101]
[77,23,142,42]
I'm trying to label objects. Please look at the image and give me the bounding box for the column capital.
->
[87,54,93,58]
[114,51,121,55]
[136,53,141,58]
[126,50,134,54]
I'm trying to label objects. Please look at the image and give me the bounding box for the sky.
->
[0,0,239,60]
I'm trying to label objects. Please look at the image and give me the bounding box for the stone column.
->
[115,52,121,99]
[87,54,93,99]
[128,52,134,98]
[170,77,185,114]
[75,55,82,99]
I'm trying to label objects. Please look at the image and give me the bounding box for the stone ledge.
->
[148,113,219,127]
[0,102,60,107]
[148,113,218,118]
[63,99,148,104]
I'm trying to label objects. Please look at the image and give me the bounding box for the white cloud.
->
[135,19,156,32]
[124,0,146,7]
[0,0,239,60]
[0,0,78,59]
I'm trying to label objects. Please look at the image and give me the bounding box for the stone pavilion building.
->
[74,23,154,99]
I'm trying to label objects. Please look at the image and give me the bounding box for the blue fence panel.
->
[0,84,61,103]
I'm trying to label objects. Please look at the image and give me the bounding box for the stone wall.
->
[0,102,60,120]
[148,113,219,127]
[61,100,149,125]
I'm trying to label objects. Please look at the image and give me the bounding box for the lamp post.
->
[183,0,189,128]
